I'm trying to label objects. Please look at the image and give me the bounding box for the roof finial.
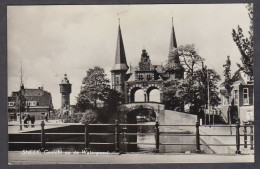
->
[172,17,173,27]
[118,18,120,25]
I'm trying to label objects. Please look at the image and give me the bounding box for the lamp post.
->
[19,85,25,130]
[19,90,22,131]
[207,69,215,125]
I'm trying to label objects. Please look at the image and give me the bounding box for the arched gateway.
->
[110,20,184,105]
[109,20,185,152]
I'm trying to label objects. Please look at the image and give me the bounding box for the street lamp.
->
[19,85,25,130]
[207,69,214,125]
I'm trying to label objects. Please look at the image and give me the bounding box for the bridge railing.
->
[8,121,254,154]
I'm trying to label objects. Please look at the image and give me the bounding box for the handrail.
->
[8,121,254,154]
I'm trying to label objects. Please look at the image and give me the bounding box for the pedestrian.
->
[45,113,48,122]
[31,115,35,128]
[24,114,29,128]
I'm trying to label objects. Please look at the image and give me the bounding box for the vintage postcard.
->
[7,4,254,164]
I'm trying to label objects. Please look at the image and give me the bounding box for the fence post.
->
[114,120,120,152]
[155,121,160,153]
[244,125,247,148]
[40,121,45,152]
[235,123,241,154]
[84,124,90,152]
[250,124,254,150]
[195,121,201,153]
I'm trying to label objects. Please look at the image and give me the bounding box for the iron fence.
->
[8,120,254,154]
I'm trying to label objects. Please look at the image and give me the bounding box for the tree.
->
[164,44,220,117]
[179,67,220,115]
[177,44,205,114]
[223,56,233,124]
[77,66,110,111]
[163,80,184,111]
[178,44,204,76]
[164,48,185,79]
[98,88,124,123]
[232,3,253,79]
[80,110,99,124]
[74,66,124,124]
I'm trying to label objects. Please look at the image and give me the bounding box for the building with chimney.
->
[8,86,53,121]
[111,19,184,104]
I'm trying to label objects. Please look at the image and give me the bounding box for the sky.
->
[7,4,251,109]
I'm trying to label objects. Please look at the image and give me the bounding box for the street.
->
[8,151,254,164]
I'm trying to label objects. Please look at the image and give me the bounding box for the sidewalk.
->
[8,151,254,164]
[8,119,72,134]
[200,126,254,154]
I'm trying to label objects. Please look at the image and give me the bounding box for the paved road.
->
[8,151,254,164]
[8,120,77,133]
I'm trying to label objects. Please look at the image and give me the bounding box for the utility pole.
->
[19,66,24,131]
[207,69,210,125]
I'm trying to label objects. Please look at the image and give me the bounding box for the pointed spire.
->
[111,21,128,71]
[169,17,177,53]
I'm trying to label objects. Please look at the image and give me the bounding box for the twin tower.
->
[59,19,181,110]
[110,19,183,101]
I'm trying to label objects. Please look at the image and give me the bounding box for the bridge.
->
[118,102,165,116]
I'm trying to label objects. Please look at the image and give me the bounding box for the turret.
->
[59,74,72,110]
[111,21,128,92]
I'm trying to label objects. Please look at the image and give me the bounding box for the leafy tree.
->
[64,112,83,123]
[179,67,220,115]
[73,66,124,124]
[77,66,110,111]
[177,44,205,114]
[164,44,220,117]
[164,48,184,79]
[232,3,253,79]
[223,56,233,102]
[223,56,233,124]
[178,44,204,76]
[80,110,99,124]
[163,80,184,111]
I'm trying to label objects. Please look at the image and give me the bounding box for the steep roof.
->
[60,74,71,84]
[10,88,53,108]
[169,18,177,56]
[111,25,128,71]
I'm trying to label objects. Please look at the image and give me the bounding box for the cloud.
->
[7,4,250,109]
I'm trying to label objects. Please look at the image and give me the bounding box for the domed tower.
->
[59,74,72,111]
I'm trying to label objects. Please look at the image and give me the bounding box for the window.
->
[138,74,143,81]
[8,102,15,106]
[147,74,151,80]
[234,90,238,105]
[26,101,37,107]
[243,88,249,105]
[116,77,119,85]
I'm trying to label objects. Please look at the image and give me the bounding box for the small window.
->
[8,102,15,106]
[234,90,238,105]
[116,77,119,85]
[243,88,249,105]
[147,74,151,80]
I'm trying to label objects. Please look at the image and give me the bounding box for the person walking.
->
[31,115,35,128]
[45,113,48,122]
[24,114,29,128]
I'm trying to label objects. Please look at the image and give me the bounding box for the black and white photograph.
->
[7,3,254,164]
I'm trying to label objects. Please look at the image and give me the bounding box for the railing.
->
[8,121,254,154]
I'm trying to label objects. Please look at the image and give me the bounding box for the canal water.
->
[137,122,156,153]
